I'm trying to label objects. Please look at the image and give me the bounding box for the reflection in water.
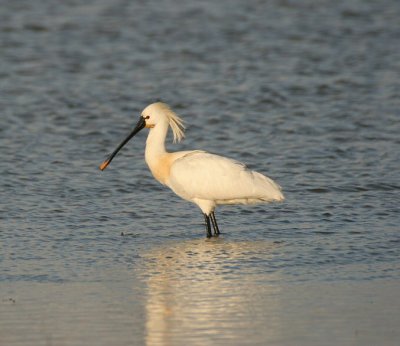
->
[140,238,283,345]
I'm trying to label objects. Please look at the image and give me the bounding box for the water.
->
[1,0,400,345]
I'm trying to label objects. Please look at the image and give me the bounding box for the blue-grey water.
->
[1,0,400,345]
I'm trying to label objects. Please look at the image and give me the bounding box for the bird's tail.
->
[254,172,285,202]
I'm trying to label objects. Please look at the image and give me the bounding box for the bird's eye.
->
[145,116,150,120]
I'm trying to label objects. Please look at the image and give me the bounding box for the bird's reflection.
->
[139,237,282,345]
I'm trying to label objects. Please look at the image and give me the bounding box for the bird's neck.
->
[145,120,169,157]
[145,121,170,185]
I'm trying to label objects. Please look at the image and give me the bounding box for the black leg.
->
[203,213,212,238]
[210,211,220,236]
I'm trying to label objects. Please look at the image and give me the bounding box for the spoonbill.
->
[99,102,284,238]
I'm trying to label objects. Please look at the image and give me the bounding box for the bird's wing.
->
[168,151,283,203]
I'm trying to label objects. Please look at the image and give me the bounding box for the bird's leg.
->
[210,211,220,236]
[203,213,212,238]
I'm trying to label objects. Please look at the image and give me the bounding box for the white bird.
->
[100,102,284,238]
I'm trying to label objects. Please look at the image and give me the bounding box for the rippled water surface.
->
[1,0,400,345]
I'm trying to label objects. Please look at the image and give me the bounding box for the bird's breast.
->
[145,154,174,185]
[145,150,200,187]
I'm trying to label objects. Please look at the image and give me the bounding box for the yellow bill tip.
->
[99,160,110,171]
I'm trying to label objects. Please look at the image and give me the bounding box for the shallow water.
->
[1,0,400,345]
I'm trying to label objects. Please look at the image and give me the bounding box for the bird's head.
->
[141,103,185,141]
[141,102,167,128]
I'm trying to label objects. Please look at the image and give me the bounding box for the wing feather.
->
[168,152,284,204]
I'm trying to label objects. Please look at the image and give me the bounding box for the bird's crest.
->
[155,102,185,143]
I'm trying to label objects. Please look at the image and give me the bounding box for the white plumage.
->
[100,102,284,237]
